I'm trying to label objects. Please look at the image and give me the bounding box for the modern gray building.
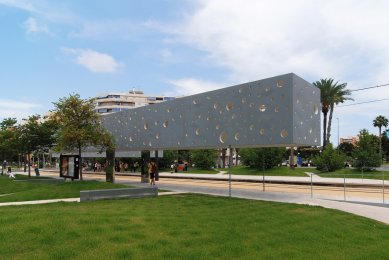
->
[101,73,321,152]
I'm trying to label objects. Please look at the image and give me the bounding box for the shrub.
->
[191,149,218,169]
[313,144,346,172]
[240,148,284,169]
[352,129,381,170]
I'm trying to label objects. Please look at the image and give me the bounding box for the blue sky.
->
[1,0,389,145]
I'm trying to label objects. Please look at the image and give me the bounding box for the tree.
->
[373,115,388,165]
[313,78,353,148]
[36,116,58,153]
[240,148,284,169]
[313,144,346,172]
[0,118,19,174]
[51,94,114,180]
[382,132,389,162]
[337,142,354,157]
[352,129,380,170]
[191,149,218,169]
[18,115,45,177]
[159,150,177,169]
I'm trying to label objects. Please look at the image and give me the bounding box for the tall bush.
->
[313,144,345,172]
[191,149,218,169]
[352,129,380,170]
[240,148,284,169]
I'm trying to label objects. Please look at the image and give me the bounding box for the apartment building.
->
[93,90,176,114]
[340,136,359,146]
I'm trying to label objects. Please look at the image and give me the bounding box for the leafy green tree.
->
[313,78,353,148]
[36,116,58,153]
[313,144,346,172]
[382,132,389,162]
[352,129,380,170]
[337,142,354,157]
[17,115,58,173]
[0,118,19,173]
[373,115,388,165]
[159,150,177,169]
[240,148,284,169]
[177,150,190,164]
[191,149,218,169]
[18,115,45,177]
[51,94,114,180]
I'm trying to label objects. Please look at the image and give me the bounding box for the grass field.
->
[0,194,388,259]
[226,166,389,181]
[185,167,219,174]
[227,165,316,176]
[317,168,389,180]
[0,175,128,203]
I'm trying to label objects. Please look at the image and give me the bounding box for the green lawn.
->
[227,165,317,176]
[0,194,388,259]
[172,167,219,174]
[227,166,389,180]
[0,175,128,202]
[317,168,389,180]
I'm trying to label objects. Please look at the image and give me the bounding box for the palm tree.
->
[373,115,389,164]
[313,78,353,148]
[326,83,353,145]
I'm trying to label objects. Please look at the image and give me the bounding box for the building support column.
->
[106,149,115,183]
[290,147,295,170]
[141,150,150,183]
[155,150,159,181]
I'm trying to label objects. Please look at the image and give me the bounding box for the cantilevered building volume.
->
[93,90,176,115]
[102,73,321,152]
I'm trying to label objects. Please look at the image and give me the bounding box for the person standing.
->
[133,161,138,172]
[148,160,157,186]
[2,160,7,175]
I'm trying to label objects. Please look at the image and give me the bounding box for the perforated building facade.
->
[102,73,321,151]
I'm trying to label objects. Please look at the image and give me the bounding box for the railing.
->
[223,172,388,204]
[45,168,389,205]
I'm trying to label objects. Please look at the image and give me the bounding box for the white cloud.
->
[0,99,41,120]
[164,0,389,141]
[166,78,226,96]
[170,0,389,85]
[23,17,50,35]
[0,0,39,14]
[61,48,123,73]
[0,0,75,23]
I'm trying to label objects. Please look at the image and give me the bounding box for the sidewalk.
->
[0,198,79,207]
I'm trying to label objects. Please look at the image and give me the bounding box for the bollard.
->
[34,167,40,176]
[262,170,265,192]
[344,174,346,201]
[262,154,265,192]
[383,172,385,204]
[229,172,231,197]
[311,173,313,198]
[228,145,233,198]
